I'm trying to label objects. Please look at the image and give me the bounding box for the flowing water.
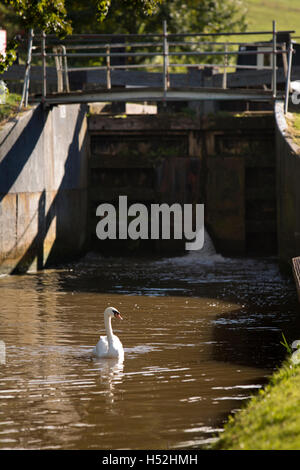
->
[0,235,300,450]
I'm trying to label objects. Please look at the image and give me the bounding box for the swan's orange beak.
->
[115,312,123,320]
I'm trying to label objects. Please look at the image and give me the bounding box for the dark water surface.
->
[0,249,299,449]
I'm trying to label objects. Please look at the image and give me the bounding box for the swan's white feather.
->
[92,308,124,359]
[93,335,124,359]
[93,335,109,356]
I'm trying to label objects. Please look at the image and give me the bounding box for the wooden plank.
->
[86,69,203,88]
[245,187,276,200]
[38,86,277,106]
[90,154,156,168]
[89,114,199,132]
[292,256,300,303]
[215,68,286,88]
[3,64,300,90]
[48,85,274,98]
[205,156,245,253]
[245,220,276,232]
[79,67,300,89]
[89,186,157,201]
[2,64,57,82]
[245,152,276,168]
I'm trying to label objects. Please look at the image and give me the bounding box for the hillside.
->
[245,0,300,36]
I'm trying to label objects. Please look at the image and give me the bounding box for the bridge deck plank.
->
[34,86,279,105]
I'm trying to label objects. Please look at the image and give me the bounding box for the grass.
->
[284,106,300,150]
[212,357,300,450]
[245,0,300,38]
[0,92,22,125]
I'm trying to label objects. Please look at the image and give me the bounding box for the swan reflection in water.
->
[92,356,124,408]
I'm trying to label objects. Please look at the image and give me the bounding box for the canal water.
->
[0,238,299,449]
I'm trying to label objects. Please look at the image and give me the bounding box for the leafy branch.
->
[95,0,162,21]
[0,39,18,73]
[4,0,72,35]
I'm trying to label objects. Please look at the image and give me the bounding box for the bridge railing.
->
[20,20,295,112]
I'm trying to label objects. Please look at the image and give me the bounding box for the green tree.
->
[0,0,162,72]
[66,0,246,36]
[65,0,247,67]
[1,0,73,72]
[0,0,247,72]
[4,0,72,34]
[95,0,162,22]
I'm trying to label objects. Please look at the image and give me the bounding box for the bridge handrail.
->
[20,20,295,112]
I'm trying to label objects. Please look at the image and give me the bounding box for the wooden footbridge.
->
[6,20,295,112]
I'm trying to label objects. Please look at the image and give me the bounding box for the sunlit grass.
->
[212,358,300,450]
[285,108,300,150]
[245,0,300,40]
[0,92,21,124]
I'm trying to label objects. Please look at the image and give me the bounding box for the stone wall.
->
[0,103,88,273]
[275,101,300,268]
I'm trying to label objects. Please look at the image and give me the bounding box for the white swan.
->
[92,307,124,360]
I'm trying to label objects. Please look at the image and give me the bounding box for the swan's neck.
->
[104,315,114,344]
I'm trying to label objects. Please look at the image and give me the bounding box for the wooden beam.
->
[292,257,300,303]
[4,65,300,90]
[33,86,278,106]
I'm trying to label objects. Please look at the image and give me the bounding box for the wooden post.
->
[281,42,288,79]
[222,43,228,89]
[106,45,111,90]
[292,257,300,303]
[41,31,47,100]
[272,20,277,98]
[53,46,63,92]
[163,20,169,99]
[284,42,293,114]
[20,28,34,109]
[62,45,70,92]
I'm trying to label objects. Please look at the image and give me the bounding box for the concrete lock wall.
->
[275,101,300,268]
[0,103,88,274]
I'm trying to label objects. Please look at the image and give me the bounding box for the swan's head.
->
[104,307,123,320]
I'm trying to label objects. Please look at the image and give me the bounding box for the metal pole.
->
[281,42,288,79]
[284,42,293,114]
[41,31,47,100]
[163,20,169,99]
[24,29,34,107]
[106,45,111,89]
[19,28,34,110]
[53,46,63,92]
[62,45,70,92]
[222,43,228,89]
[272,20,277,98]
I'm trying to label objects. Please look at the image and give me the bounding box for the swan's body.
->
[92,307,124,360]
